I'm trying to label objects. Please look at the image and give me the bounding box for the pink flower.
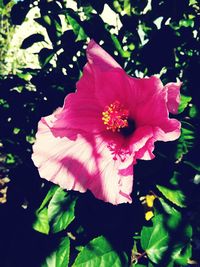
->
[32,40,181,205]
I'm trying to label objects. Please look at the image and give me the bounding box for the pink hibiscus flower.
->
[32,40,181,205]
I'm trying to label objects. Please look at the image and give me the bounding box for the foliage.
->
[0,0,200,266]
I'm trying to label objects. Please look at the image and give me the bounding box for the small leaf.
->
[175,121,195,160]
[41,237,70,267]
[37,185,59,212]
[48,188,77,233]
[111,34,131,58]
[156,185,186,208]
[124,0,131,15]
[20,34,45,49]
[178,94,192,113]
[159,198,182,229]
[172,244,192,265]
[72,236,128,267]
[33,207,50,235]
[189,105,198,118]
[10,1,30,25]
[38,48,55,67]
[141,215,169,264]
[67,15,87,41]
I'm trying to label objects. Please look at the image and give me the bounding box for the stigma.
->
[102,100,129,132]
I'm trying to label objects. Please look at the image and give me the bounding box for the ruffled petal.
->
[154,119,181,142]
[32,114,134,205]
[87,39,122,71]
[164,82,181,114]
[135,137,155,160]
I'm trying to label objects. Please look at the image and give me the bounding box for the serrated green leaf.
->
[41,237,70,267]
[178,94,192,113]
[33,207,50,235]
[156,185,186,208]
[72,236,128,267]
[141,215,169,264]
[176,121,195,160]
[67,15,87,41]
[48,188,77,233]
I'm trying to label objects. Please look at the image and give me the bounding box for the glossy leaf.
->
[72,236,128,267]
[37,185,59,212]
[33,207,50,235]
[156,185,186,208]
[41,237,70,267]
[48,188,77,233]
[141,215,169,264]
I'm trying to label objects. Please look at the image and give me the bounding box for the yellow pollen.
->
[102,100,129,132]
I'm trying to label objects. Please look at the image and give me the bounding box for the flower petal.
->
[164,82,181,114]
[32,114,134,205]
[87,39,122,71]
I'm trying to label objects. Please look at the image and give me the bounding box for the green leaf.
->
[141,215,169,264]
[175,121,195,160]
[172,244,192,265]
[72,236,128,267]
[178,94,192,113]
[124,0,131,15]
[141,226,152,250]
[67,15,87,41]
[16,72,32,81]
[20,33,45,49]
[156,185,186,208]
[37,185,59,213]
[41,237,70,267]
[159,198,182,229]
[38,48,55,67]
[189,105,198,118]
[111,34,131,58]
[179,18,194,28]
[48,188,77,233]
[169,171,180,186]
[32,207,50,235]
